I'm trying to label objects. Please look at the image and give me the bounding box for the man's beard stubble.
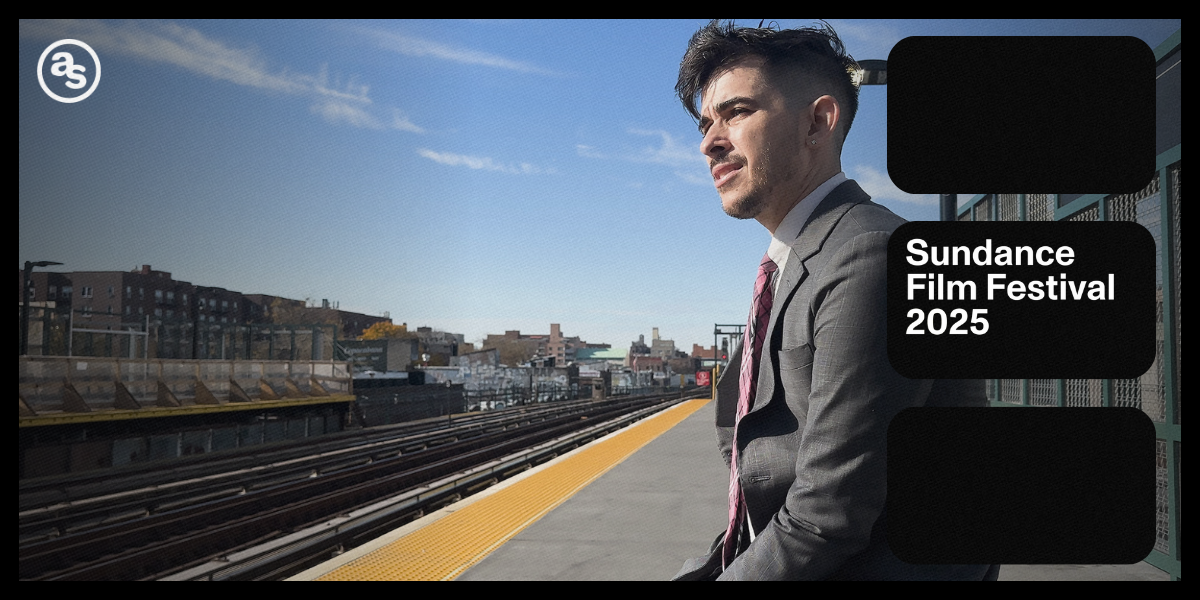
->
[719,155,771,221]
[718,138,801,221]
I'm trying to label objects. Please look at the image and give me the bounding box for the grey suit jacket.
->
[676,180,993,581]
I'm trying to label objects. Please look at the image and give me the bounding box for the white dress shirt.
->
[765,171,848,295]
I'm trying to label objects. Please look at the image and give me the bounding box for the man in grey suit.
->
[672,21,998,580]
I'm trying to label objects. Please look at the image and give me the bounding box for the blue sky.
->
[19,19,1180,351]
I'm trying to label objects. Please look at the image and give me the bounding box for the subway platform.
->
[292,399,1168,581]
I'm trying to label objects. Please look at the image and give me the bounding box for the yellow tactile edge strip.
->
[304,398,710,581]
[19,395,355,427]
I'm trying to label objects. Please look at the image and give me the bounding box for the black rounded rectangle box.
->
[886,407,1156,565]
[886,221,1156,380]
[887,36,1155,195]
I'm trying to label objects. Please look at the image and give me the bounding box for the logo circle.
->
[37,39,101,104]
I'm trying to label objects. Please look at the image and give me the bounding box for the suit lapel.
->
[748,250,805,416]
[715,338,742,428]
[748,180,872,416]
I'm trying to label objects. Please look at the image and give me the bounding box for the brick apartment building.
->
[19,265,391,355]
[30,265,204,330]
[482,323,606,366]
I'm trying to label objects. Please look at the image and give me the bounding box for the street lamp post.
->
[856,59,957,222]
[21,260,63,356]
[856,59,887,86]
[940,194,959,222]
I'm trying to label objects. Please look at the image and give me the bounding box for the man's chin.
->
[722,194,763,220]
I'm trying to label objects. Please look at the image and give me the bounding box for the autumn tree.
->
[359,321,412,340]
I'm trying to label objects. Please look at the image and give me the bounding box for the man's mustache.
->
[709,154,746,170]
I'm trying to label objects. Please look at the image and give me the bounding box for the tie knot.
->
[759,254,778,275]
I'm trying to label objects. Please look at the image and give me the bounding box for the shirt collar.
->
[766,171,847,265]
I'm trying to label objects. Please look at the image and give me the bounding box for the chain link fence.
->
[956,161,1181,577]
[18,307,338,362]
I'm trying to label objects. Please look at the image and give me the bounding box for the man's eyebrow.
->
[699,96,758,133]
[714,96,756,114]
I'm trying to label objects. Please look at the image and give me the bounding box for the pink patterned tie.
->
[723,253,778,569]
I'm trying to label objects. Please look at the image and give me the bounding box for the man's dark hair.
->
[677,20,860,145]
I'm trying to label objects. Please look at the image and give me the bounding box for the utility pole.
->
[21,260,63,355]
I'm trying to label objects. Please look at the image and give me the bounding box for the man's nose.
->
[700,125,729,158]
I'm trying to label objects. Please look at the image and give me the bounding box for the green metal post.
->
[1156,164,1179,574]
[1158,164,1178,427]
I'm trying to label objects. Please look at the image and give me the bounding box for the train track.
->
[20,397,589,511]
[19,391,704,580]
[20,398,599,542]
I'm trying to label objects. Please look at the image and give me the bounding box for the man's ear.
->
[806,95,841,146]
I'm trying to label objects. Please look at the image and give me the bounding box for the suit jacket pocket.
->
[777,343,814,371]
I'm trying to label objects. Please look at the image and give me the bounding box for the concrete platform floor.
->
[458,400,1171,581]
[297,399,1172,581]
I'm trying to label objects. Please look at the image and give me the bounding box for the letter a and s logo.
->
[37,39,101,103]
[50,51,88,89]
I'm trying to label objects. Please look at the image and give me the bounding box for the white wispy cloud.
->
[575,144,607,159]
[577,129,710,185]
[359,28,564,76]
[390,109,425,133]
[20,19,426,133]
[853,164,938,205]
[311,99,380,129]
[417,149,551,175]
[20,20,367,100]
[310,100,428,133]
[627,129,705,169]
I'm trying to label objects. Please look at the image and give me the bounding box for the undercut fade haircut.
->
[677,19,861,144]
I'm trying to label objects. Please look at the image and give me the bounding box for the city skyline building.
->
[18,264,393,357]
[481,323,607,367]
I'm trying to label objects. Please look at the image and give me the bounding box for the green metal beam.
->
[1054,194,1105,221]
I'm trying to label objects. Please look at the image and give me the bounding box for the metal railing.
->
[17,308,339,362]
[955,158,1181,580]
[19,355,352,414]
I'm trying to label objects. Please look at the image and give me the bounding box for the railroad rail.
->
[19,390,705,580]
[20,398,598,536]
